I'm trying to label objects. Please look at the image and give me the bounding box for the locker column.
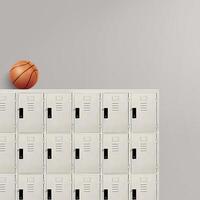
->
[45,93,72,200]
[17,93,44,200]
[102,93,129,200]
[73,93,100,200]
[0,92,16,200]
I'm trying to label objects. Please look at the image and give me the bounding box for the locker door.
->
[47,134,71,174]
[131,134,157,174]
[18,93,43,133]
[0,134,15,173]
[18,134,43,174]
[103,134,128,174]
[0,174,15,200]
[46,175,71,200]
[74,174,100,200]
[131,174,157,200]
[131,94,157,133]
[102,93,128,133]
[18,175,43,200]
[0,93,15,133]
[46,93,71,133]
[103,175,128,200]
[74,93,100,133]
[75,134,100,173]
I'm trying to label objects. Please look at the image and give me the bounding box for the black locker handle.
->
[19,149,23,159]
[104,149,108,159]
[75,148,80,159]
[104,108,108,118]
[47,189,52,200]
[75,108,80,118]
[47,148,52,159]
[132,108,137,118]
[19,108,23,118]
[132,189,137,200]
[47,108,52,118]
[104,189,108,200]
[19,189,23,200]
[75,189,80,200]
[132,148,137,159]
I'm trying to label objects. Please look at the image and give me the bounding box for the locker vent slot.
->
[55,183,63,193]
[140,142,147,152]
[0,142,6,152]
[56,102,63,111]
[0,102,6,111]
[112,184,119,192]
[140,183,148,192]
[0,183,6,192]
[27,143,34,152]
[112,102,119,111]
[83,142,91,152]
[83,102,91,112]
[27,183,34,192]
[83,183,91,192]
[112,142,119,152]
[27,102,35,112]
[56,142,63,152]
[140,97,148,112]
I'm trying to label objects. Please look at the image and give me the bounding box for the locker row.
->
[0,133,157,174]
[0,173,157,200]
[0,92,158,133]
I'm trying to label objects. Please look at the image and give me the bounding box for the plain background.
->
[0,0,199,199]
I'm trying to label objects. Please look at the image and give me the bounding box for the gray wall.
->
[0,0,199,199]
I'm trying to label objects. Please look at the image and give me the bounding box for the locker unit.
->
[46,174,71,200]
[131,94,157,133]
[74,134,100,173]
[102,174,128,200]
[102,93,128,133]
[131,174,157,200]
[18,175,43,200]
[74,93,100,133]
[46,134,71,174]
[0,93,15,133]
[131,134,157,174]
[46,93,71,133]
[0,174,15,200]
[18,93,43,133]
[103,134,128,174]
[0,134,15,173]
[74,174,100,200]
[18,134,43,174]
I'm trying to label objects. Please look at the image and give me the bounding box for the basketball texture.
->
[9,60,39,89]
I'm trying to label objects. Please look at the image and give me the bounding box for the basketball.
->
[9,60,39,89]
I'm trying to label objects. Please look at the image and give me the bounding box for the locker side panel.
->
[102,93,128,133]
[74,93,100,133]
[131,134,157,174]
[131,94,157,133]
[0,134,15,173]
[74,134,100,173]
[0,174,15,200]
[0,93,15,133]
[18,93,43,133]
[46,93,71,133]
[46,134,71,174]
[103,134,128,174]
[18,134,43,174]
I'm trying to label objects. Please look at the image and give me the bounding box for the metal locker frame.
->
[74,93,100,133]
[74,133,100,173]
[45,93,71,134]
[46,134,71,174]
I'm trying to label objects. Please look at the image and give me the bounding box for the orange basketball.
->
[9,60,39,89]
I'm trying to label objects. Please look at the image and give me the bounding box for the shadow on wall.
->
[3,72,16,89]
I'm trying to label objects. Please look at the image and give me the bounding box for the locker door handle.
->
[104,108,108,118]
[75,148,80,159]
[47,108,52,118]
[19,108,23,118]
[75,108,80,118]
[104,149,108,159]
[104,189,108,200]
[47,189,52,200]
[47,148,52,159]
[75,189,80,200]
[19,149,23,159]
[132,148,137,159]
[132,108,137,118]
[132,189,137,200]
[19,189,23,200]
